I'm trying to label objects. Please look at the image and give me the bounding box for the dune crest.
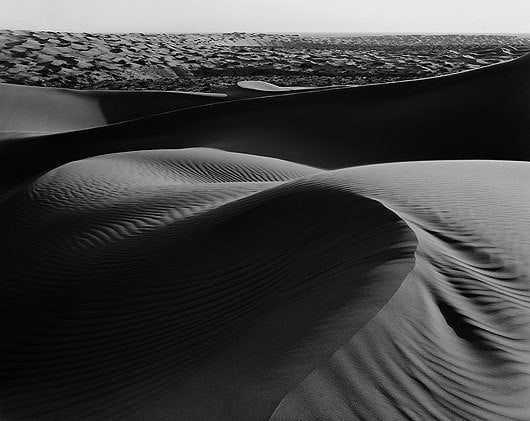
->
[0,82,227,138]
[1,149,530,419]
[1,54,528,198]
[0,149,416,419]
[273,161,530,420]
[237,80,313,92]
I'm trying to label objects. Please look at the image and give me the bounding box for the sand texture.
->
[0,52,529,420]
[1,31,528,91]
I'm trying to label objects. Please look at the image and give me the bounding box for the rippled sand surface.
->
[0,55,529,419]
[274,161,530,420]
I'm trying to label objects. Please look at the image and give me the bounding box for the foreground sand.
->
[0,56,529,419]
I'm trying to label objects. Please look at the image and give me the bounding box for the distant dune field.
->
[1,30,528,91]
[0,54,529,420]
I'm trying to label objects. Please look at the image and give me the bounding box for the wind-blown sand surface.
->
[0,55,529,420]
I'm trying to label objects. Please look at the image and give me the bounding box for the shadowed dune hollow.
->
[0,55,529,420]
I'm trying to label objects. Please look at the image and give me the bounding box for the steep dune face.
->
[274,161,530,420]
[0,149,416,419]
[1,149,530,419]
[94,90,227,124]
[119,54,529,168]
[0,54,528,196]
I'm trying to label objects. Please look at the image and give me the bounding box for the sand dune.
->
[1,151,529,419]
[0,54,529,420]
[0,54,528,197]
[273,161,530,420]
[237,80,314,92]
[0,149,415,419]
[1,30,527,91]
[0,82,227,138]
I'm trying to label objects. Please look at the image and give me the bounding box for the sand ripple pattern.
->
[0,50,529,420]
[0,149,417,419]
[1,151,530,419]
[273,161,530,420]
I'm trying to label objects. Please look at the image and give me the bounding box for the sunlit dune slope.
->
[0,82,227,138]
[273,160,530,420]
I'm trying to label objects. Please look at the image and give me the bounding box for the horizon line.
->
[1,28,529,36]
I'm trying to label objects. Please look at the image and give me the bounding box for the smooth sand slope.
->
[0,55,529,420]
[0,54,528,197]
[0,78,309,140]
[0,82,227,139]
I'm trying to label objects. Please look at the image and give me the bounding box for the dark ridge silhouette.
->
[0,54,528,197]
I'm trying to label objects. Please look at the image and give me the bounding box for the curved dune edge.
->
[237,80,315,92]
[0,53,528,420]
[8,53,526,138]
[272,161,530,420]
[0,82,229,137]
[0,149,417,420]
[2,151,530,419]
[1,53,528,199]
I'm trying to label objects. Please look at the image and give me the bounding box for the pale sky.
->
[1,0,529,34]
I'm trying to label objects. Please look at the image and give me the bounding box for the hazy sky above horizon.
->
[1,0,529,34]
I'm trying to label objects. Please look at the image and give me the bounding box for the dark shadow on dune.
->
[1,49,529,420]
[95,90,227,123]
[437,301,495,350]
[0,54,529,197]
[0,156,417,419]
